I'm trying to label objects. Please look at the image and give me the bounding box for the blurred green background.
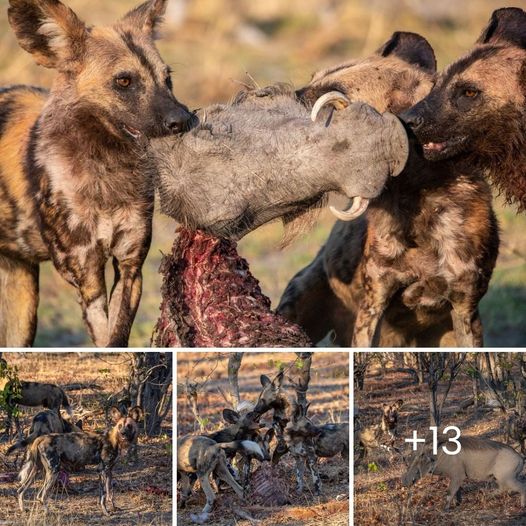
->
[0,0,524,347]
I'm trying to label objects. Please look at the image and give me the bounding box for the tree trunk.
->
[292,352,313,408]
[227,353,243,410]
[129,353,172,436]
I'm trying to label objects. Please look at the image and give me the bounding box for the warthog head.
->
[153,87,408,240]
[402,443,436,486]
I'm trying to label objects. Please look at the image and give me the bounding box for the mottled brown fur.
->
[402,7,526,211]
[278,32,499,347]
[0,0,192,347]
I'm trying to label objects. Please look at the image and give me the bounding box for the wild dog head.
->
[285,403,321,444]
[109,405,142,448]
[381,399,403,435]
[8,0,193,142]
[297,31,436,115]
[253,372,285,416]
[401,8,526,209]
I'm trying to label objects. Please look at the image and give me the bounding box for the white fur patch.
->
[241,440,264,460]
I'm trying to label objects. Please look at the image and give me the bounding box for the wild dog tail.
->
[17,441,41,482]
[6,437,29,456]
[62,392,73,417]
[218,440,266,461]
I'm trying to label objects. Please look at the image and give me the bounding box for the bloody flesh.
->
[154,228,312,347]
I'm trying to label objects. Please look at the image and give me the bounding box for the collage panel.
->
[176,351,350,526]
[354,351,526,526]
[0,351,172,526]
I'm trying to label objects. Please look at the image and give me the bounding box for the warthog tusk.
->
[330,196,369,221]
[311,91,351,122]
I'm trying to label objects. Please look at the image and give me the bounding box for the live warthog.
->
[402,436,526,509]
[153,89,409,240]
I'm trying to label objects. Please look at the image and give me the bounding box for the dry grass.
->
[354,356,526,526]
[176,351,350,526]
[0,353,172,526]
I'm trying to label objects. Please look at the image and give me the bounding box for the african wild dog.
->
[0,363,73,435]
[381,399,403,445]
[284,403,349,495]
[252,372,293,464]
[6,408,82,456]
[17,405,140,515]
[401,7,526,212]
[0,0,192,347]
[109,405,143,464]
[277,31,499,347]
[177,435,264,515]
[356,401,403,460]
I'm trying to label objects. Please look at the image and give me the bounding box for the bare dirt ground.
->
[176,351,350,526]
[0,352,172,526]
[354,358,526,526]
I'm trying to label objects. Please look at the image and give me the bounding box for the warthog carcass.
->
[153,88,409,240]
[402,436,526,509]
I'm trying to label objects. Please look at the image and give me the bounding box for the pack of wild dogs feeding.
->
[0,363,143,516]
[177,371,349,522]
[1,0,525,348]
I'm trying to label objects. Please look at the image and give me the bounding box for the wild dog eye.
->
[463,88,479,98]
[165,75,173,91]
[115,76,132,88]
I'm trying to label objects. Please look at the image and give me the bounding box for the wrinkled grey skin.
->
[402,436,526,509]
[153,92,408,239]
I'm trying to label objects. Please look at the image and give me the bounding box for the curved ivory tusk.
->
[330,196,370,221]
[311,91,351,122]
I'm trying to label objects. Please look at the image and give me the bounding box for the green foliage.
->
[0,360,22,417]
[377,482,387,491]
[198,417,209,429]
[367,462,379,473]
[267,358,284,371]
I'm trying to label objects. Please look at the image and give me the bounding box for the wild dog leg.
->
[17,461,39,511]
[214,456,244,498]
[178,472,192,508]
[305,442,321,494]
[450,299,481,347]
[352,272,397,347]
[108,258,144,347]
[294,454,306,494]
[99,469,112,515]
[198,473,216,513]
[0,256,39,347]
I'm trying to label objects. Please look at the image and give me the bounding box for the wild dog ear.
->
[109,406,125,423]
[477,8,526,49]
[376,31,437,73]
[75,419,83,430]
[121,0,167,39]
[260,375,271,388]
[275,371,285,387]
[395,399,404,409]
[8,0,88,70]
[222,408,240,424]
[129,406,144,422]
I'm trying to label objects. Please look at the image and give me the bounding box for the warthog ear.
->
[477,8,526,49]
[222,408,240,424]
[8,0,88,70]
[260,375,272,388]
[129,406,144,422]
[109,406,125,423]
[377,31,437,73]
[121,0,167,39]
